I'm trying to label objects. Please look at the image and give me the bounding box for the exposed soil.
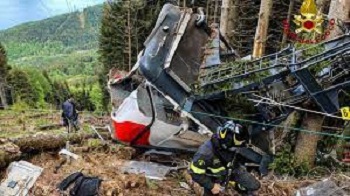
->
[28,143,195,196]
[16,141,348,196]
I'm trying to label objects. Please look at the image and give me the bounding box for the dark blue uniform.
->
[189,139,260,195]
[62,100,78,132]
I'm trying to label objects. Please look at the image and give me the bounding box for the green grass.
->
[0,110,99,139]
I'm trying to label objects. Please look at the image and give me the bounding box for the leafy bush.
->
[11,101,31,112]
[270,144,310,177]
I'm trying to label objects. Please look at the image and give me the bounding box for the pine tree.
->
[98,0,167,110]
[253,0,273,58]
[0,44,8,75]
[0,43,11,108]
[6,69,38,107]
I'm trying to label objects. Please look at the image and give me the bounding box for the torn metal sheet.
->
[202,25,221,68]
[179,182,191,190]
[90,125,106,143]
[118,161,186,180]
[295,179,346,196]
[0,161,43,196]
[59,149,79,160]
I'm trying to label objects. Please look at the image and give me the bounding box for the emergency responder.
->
[62,97,79,133]
[189,121,261,196]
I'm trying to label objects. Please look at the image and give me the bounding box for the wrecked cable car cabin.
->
[108,3,350,165]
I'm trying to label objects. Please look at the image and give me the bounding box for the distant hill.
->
[0,4,103,79]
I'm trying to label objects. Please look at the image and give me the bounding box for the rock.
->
[130,181,138,188]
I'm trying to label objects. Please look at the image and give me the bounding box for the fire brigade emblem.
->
[293,0,323,34]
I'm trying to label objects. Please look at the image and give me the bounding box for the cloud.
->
[44,0,105,13]
[0,0,105,30]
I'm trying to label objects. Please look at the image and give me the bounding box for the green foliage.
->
[0,43,11,83]
[10,101,31,112]
[0,5,102,60]
[270,144,310,177]
[295,41,330,74]
[89,84,103,111]
[23,68,52,108]
[98,0,167,109]
[0,5,103,81]
[223,95,257,119]
[0,5,105,110]
[146,179,159,190]
[4,67,96,110]
[6,68,38,107]
[86,138,103,148]
[11,50,100,79]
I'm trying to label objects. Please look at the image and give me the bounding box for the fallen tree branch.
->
[37,124,62,131]
[0,132,110,168]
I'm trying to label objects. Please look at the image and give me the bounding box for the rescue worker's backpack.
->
[57,172,102,196]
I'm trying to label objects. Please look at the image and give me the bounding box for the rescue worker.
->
[189,121,261,196]
[62,97,79,133]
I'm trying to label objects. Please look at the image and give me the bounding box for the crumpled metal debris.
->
[59,148,79,160]
[118,161,187,180]
[295,179,346,196]
[0,161,43,196]
[179,182,191,190]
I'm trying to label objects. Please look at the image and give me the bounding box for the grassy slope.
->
[0,4,103,80]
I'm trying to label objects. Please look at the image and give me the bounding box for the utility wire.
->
[188,111,350,140]
[2,95,350,139]
[249,94,344,120]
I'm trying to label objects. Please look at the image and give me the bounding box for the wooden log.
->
[10,132,95,152]
[37,123,62,131]
[0,132,110,168]
[0,141,21,168]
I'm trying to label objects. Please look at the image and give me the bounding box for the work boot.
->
[242,190,259,196]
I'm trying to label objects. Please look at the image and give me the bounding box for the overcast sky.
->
[0,0,106,30]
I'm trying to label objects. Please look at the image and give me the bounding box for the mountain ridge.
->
[0,4,103,78]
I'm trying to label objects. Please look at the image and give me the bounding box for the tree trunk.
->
[127,0,132,71]
[316,0,331,13]
[220,0,230,37]
[328,0,350,39]
[281,0,295,48]
[275,111,301,152]
[253,0,273,58]
[214,0,219,24]
[227,0,238,41]
[0,132,106,168]
[294,113,324,168]
[0,83,8,109]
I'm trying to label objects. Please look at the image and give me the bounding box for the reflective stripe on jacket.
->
[189,140,234,190]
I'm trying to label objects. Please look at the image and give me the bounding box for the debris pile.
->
[25,141,194,196]
[0,138,348,196]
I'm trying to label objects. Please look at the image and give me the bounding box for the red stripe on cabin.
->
[113,120,150,145]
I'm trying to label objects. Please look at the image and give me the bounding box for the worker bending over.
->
[189,121,260,196]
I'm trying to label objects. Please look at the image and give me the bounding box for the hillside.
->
[0,4,103,79]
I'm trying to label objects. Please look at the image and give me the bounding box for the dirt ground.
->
[16,140,348,196]
[28,142,195,196]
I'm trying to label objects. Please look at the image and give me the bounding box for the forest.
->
[0,0,349,195]
[0,5,103,111]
